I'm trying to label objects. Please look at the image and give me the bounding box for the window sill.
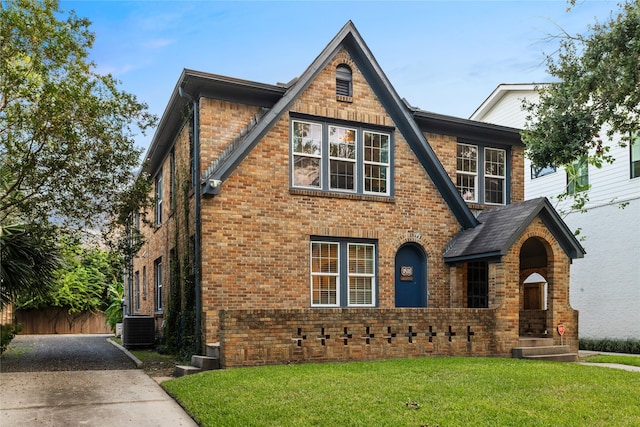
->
[466,202,506,211]
[336,95,353,103]
[290,188,394,203]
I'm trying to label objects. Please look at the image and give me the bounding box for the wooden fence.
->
[14,308,112,334]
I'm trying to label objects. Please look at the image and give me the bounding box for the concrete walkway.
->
[0,334,198,427]
[578,350,640,373]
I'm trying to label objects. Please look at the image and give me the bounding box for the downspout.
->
[179,86,202,353]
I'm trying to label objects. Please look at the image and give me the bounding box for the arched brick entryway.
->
[519,237,552,336]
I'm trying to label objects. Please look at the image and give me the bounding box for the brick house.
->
[129,21,584,367]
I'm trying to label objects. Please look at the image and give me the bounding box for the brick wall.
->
[199,49,463,343]
[135,46,574,361]
[219,308,500,367]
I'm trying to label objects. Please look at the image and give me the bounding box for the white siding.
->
[473,84,640,339]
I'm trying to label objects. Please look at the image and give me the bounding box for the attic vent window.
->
[336,64,352,100]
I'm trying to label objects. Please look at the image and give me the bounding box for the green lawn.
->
[162,357,640,427]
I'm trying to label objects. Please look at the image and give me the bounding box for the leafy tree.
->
[0,0,156,236]
[522,0,639,202]
[15,236,123,314]
[104,281,124,332]
[0,222,60,309]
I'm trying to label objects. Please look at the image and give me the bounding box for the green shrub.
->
[0,323,22,354]
[580,338,640,354]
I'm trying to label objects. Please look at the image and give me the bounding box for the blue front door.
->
[395,244,427,307]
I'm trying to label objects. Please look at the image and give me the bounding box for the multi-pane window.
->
[134,271,140,312]
[292,121,322,188]
[467,261,488,308]
[363,131,390,194]
[484,148,506,205]
[291,119,391,196]
[155,173,163,226]
[456,143,507,205]
[154,258,163,312]
[329,126,357,191]
[310,240,376,307]
[566,156,589,195]
[336,64,352,97]
[311,242,339,306]
[631,136,640,179]
[456,144,478,202]
[348,244,375,306]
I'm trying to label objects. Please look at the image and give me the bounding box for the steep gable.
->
[197,20,478,229]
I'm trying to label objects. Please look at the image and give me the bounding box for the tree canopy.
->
[0,0,156,235]
[14,236,122,314]
[522,0,640,170]
[0,223,60,309]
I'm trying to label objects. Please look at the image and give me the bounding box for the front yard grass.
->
[162,357,640,427]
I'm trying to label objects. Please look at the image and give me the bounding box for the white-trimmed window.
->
[329,126,357,191]
[456,143,478,202]
[363,131,390,194]
[456,143,507,205]
[311,242,339,306]
[347,243,375,306]
[292,121,322,188]
[155,173,163,226]
[484,147,506,205]
[154,257,163,312]
[310,239,376,307]
[291,119,391,196]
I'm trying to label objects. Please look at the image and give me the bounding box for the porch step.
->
[173,343,222,377]
[517,337,553,347]
[206,342,220,358]
[520,353,579,362]
[512,344,578,362]
[191,354,220,370]
[174,365,202,377]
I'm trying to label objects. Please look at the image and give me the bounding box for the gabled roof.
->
[195,20,479,229]
[443,197,586,263]
[469,83,541,122]
[143,21,526,231]
[411,107,524,147]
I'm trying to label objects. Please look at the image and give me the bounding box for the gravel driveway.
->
[1,334,136,372]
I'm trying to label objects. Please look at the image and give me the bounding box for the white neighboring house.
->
[471,83,640,340]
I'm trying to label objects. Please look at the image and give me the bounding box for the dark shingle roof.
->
[443,197,586,262]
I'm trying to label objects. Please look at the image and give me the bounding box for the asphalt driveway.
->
[0,334,197,427]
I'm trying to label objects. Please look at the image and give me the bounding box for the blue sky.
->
[60,0,620,153]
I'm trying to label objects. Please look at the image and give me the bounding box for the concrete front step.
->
[517,337,554,347]
[206,342,220,358]
[174,365,202,377]
[513,342,578,362]
[521,353,579,362]
[173,343,222,377]
[191,355,220,370]
[513,345,573,358]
